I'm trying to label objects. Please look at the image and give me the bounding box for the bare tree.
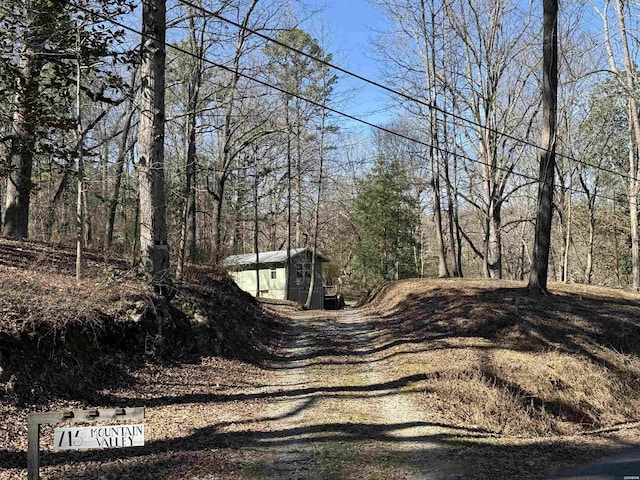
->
[107,71,138,246]
[175,5,209,280]
[204,0,274,260]
[304,69,336,308]
[612,0,640,290]
[446,0,535,280]
[371,0,451,277]
[528,0,558,293]
[372,0,536,279]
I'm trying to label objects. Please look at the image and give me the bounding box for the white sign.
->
[53,424,144,451]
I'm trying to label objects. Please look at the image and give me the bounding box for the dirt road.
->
[244,308,468,480]
[30,308,630,480]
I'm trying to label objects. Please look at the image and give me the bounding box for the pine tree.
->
[351,157,419,284]
[264,28,336,248]
[138,0,170,290]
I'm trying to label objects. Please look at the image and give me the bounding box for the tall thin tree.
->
[138,0,170,288]
[528,0,558,293]
[75,31,84,281]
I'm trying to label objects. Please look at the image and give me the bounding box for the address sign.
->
[54,424,145,450]
[28,407,145,480]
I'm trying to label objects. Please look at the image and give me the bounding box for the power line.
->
[4,0,631,185]
[67,4,534,174]
[66,1,623,204]
[175,0,631,183]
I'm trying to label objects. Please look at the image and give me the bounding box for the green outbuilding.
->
[222,248,328,309]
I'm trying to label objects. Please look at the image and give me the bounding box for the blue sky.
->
[301,0,394,132]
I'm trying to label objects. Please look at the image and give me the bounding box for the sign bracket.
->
[27,407,144,480]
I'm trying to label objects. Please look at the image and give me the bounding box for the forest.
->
[1,0,639,292]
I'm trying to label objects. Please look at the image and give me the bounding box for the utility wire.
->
[175,0,632,183]
[67,3,536,178]
[67,1,623,203]
[3,0,631,184]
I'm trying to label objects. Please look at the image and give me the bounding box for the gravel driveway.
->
[8,308,636,480]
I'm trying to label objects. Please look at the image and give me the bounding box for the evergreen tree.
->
[138,0,169,289]
[351,157,419,285]
[264,28,337,248]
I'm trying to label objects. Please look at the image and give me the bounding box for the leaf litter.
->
[1,241,640,479]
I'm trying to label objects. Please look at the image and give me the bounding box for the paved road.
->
[551,446,640,480]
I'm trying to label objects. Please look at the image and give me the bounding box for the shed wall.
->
[232,265,286,299]
[228,250,325,309]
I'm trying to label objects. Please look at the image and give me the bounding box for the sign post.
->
[27,407,145,480]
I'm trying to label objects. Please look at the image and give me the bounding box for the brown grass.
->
[362,278,640,436]
[0,238,281,405]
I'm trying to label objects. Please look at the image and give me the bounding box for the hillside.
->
[361,278,640,435]
[0,238,282,405]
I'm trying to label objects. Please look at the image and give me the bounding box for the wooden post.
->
[27,416,40,480]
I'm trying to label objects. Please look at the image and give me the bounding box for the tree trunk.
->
[4,52,36,240]
[480,118,502,280]
[305,112,326,310]
[445,172,459,276]
[432,167,450,278]
[628,150,640,289]
[45,166,70,241]
[177,12,203,280]
[107,117,134,246]
[453,157,464,277]
[286,107,292,301]
[232,160,246,255]
[482,216,491,278]
[519,240,526,281]
[212,180,226,259]
[177,52,201,278]
[253,152,260,296]
[138,0,170,288]
[613,193,621,286]
[208,0,259,261]
[421,3,449,279]
[429,105,449,278]
[528,0,558,294]
[131,195,140,267]
[295,99,303,248]
[614,0,640,290]
[442,98,462,277]
[75,40,87,281]
[487,202,502,279]
[562,188,571,283]
[107,74,137,246]
[83,187,92,246]
[585,214,595,284]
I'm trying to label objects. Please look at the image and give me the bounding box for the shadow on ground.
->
[5,279,640,479]
[7,419,634,480]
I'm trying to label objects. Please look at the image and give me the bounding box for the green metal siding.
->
[232,265,286,299]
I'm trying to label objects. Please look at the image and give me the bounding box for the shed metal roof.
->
[222,248,328,267]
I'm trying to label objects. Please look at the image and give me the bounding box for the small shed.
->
[222,248,328,309]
